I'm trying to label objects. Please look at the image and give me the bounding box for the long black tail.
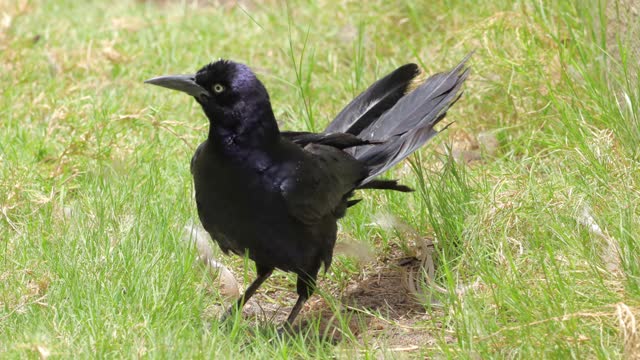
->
[326,54,471,187]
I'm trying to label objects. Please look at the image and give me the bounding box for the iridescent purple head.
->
[145,59,276,136]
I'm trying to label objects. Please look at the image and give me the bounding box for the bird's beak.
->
[144,74,210,99]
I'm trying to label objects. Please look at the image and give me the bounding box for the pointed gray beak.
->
[144,74,210,99]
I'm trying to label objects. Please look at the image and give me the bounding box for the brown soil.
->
[234,254,451,352]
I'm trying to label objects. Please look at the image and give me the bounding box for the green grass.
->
[2,0,639,358]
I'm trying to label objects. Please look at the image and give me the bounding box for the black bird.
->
[145,55,470,329]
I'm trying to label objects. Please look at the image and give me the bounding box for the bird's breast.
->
[190,142,303,257]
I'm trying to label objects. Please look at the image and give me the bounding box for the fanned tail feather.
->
[325,53,471,187]
[325,63,422,135]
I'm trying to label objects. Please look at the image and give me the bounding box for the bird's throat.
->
[207,107,280,153]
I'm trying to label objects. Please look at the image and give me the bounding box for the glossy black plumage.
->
[145,55,470,329]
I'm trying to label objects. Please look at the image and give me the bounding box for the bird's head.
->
[145,59,276,137]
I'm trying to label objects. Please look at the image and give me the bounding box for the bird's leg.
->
[220,264,273,322]
[280,271,318,332]
[285,293,309,326]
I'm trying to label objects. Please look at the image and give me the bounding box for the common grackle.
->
[145,54,470,330]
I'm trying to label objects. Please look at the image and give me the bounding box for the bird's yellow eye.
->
[212,84,225,93]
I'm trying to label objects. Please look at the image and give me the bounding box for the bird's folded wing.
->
[281,131,382,149]
[279,144,366,225]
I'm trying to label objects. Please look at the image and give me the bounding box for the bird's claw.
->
[219,311,231,324]
[275,322,295,338]
[218,305,238,327]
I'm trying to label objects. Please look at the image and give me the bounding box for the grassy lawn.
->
[1,0,639,358]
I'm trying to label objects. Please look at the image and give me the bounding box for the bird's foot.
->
[218,305,239,326]
[219,310,232,324]
[275,322,295,338]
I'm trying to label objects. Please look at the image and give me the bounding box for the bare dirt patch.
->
[189,219,451,349]
[237,253,451,349]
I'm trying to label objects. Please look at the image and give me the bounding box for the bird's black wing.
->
[281,131,382,149]
[279,144,366,225]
